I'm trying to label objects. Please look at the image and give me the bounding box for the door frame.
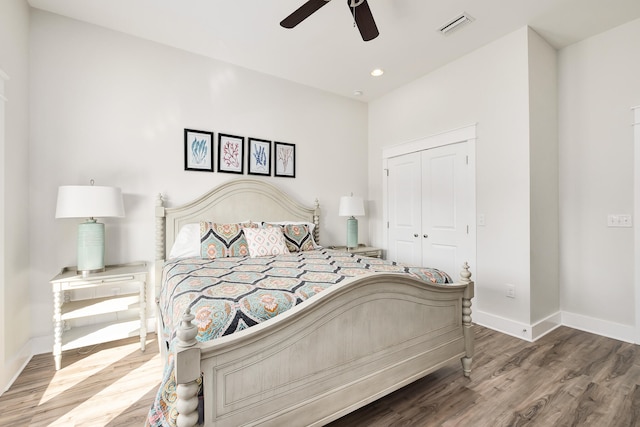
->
[633,106,640,344]
[382,124,477,280]
[0,68,9,393]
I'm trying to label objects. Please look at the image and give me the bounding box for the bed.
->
[149,178,474,427]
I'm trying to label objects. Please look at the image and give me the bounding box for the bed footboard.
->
[174,264,474,427]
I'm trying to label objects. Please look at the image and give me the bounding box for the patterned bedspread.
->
[147,248,452,426]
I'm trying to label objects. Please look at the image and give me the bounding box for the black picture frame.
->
[274,141,296,178]
[247,138,272,176]
[184,129,214,172]
[217,133,245,174]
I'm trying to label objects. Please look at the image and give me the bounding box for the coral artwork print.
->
[279,147,292,171]
[217,133,244,174]
[275,142,295,178]
[223,141,240,168]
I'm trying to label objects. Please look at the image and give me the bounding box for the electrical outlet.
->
[506,284,516,299]
[620,214,633,227]
[608,214,633,227]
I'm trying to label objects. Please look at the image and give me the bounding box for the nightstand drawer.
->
[329,245,383,259]
[358,249,383,258]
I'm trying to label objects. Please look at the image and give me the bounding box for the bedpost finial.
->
[176,308,198,348]
[460,262,472,284]
[156,193,165,207]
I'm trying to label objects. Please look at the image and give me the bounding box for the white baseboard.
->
[475,309,633,343]
[31,334,54,356]
[1,341,32,396]
[561,311,635,343]
[531,312,563,340]
[474,310,535,341]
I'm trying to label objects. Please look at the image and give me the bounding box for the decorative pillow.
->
[283,224,316,252]
[263,222,318,251]
[168,223,200,259]
[243,226,290,257]
[200,222,257,258]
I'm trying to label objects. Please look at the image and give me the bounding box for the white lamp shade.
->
[56,185,125,219]
[338,195,365,217]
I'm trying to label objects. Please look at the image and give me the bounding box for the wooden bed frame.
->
[154,178,474,427]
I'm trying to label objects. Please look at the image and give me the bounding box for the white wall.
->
[371,18,640,342]
[29,10,368,345]
[558,17,640,336]
[369,27,534,334]
[0,0,31,392]
[528,29,559,324]
[22,5,640,365]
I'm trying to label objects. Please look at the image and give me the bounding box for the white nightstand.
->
[50,262,148,370]
[329,245,383,259]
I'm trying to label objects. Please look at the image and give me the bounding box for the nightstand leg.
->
[53,289,62,370]
[140,281,147,352]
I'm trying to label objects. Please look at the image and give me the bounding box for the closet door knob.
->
[423,234,428,238]
[413,233,419,238]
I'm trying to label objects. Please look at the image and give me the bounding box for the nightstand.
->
[50,262,148,370]
[330,244,383,259]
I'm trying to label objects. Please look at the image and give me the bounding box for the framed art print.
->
[248,138,271,176]
[274,141,295,178]
[184,129,213,172]
[218,133,245,174]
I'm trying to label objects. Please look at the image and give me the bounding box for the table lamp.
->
[338,194,365,249]
[55,180,125,276]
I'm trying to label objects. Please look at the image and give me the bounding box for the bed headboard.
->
[155,178,321,271]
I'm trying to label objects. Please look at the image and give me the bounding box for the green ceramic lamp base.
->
[77,219,106,276]
[346,216,358,249]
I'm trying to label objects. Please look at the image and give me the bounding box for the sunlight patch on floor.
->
[46,354,161,426]
[38,341,144,405]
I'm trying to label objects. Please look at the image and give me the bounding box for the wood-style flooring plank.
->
[329,326,640,427]
[0,336,162,427]
[2,326,640,427]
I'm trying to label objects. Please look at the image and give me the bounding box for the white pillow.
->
[168,223,200,259]
[243,227,290,257]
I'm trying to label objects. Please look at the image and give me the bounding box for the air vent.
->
[438,13,474,35]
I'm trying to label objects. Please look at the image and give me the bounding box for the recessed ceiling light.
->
[370,68,384,77]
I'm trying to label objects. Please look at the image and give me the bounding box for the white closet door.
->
[421,142,469,276]
[387,152,422,266]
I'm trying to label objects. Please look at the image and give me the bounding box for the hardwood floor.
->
[329,326,640,427]
[0,337,163,427]
[1,325,639,426]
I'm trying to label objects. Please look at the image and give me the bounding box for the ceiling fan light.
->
[370,68,384,77]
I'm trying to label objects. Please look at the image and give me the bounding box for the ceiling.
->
[27,0,640,102]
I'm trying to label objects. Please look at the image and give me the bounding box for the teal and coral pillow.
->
[281,224,315,252]
[200,222,258,258]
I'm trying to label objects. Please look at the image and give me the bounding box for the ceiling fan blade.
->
[281,0,331,29]
[348,0,379,41]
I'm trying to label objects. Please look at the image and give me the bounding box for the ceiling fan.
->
[280,0,379,41]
